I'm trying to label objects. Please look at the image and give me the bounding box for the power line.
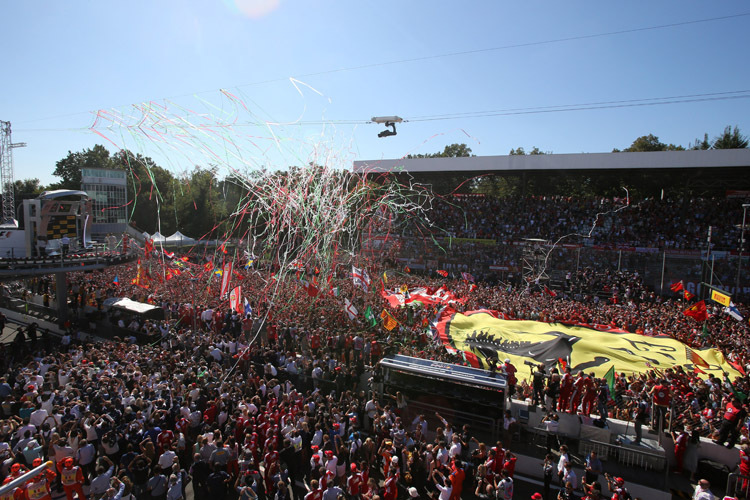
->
[16,89,750,131]
[15,11,750,127]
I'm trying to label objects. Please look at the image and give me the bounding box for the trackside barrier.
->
[405,400,503,442]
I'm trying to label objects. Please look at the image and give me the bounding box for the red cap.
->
[64,458,74,467]
[615,477,625,485]
[325,450,333,457]
[531,494,543,500]
[312,455,320,462]
[11,464,21,473]
[32,458,42,467]
[350,463,357,471]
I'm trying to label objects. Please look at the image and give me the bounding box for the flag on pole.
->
[344,298,358,320]
[380,309,398,330]
[686,346,710,368]
[404,266,411,273]
[382,271,388,284]
[684,300,708,322]
[670,281,684,292]
[544,286,557,297]
[436,269,448,277]
[461,272,475,282]
[603,365,616,400]
[229,286,242,313]
[220,261,233,298]
[112,276,119,286]
[684,290,695,301]
[725,302,745,322]
[364,306,377,327]
[352,266,371,290]
[244,298,252,317]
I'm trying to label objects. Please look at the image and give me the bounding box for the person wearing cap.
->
[531,494,543,500]
[25,459,56,500]
[346,463,363,499]
[604,474,630,500]
[61,457,87,500]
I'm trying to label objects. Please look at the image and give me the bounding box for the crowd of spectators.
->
[0,193,749,498]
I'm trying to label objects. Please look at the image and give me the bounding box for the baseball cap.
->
[531,494,543,500]
[408,487,419,497]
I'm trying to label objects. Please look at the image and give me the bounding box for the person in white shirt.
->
[449,434,462,459]
[432,470,453,500]
[692,479,717,500]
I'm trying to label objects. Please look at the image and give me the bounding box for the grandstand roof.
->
[353,149,750,174]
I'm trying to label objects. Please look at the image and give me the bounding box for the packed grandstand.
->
[1,154,750,500]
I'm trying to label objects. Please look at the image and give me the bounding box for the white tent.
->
[151,232,166,242]
[165,231,196,247]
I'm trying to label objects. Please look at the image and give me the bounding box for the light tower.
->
[0,121,27,225]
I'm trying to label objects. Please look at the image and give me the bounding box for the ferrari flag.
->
[434,308,740,382]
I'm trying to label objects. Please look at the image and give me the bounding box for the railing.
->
[726,472,750,498]
[579,438,666,472]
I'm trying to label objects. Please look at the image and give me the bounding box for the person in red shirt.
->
[303,479,323,500]
[503,360,517,401]
[382,468,398,500]
[448,460,465,500]
[558,367,573,412]
[502,451,517,478]
[672,427,689,474]
[649,379,671,431]
[715,396,746,448]
[25,460,56,500]
[569,372,586,414]
[346,463,363,499]
[60,458,87,500]
[739,444,750,497]
[580,374,597,416]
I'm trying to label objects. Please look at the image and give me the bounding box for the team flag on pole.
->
[220,261,233,298]
[380,309,398,330]
[112,276,119,286]
[344,298,358,320]
[686,346,710,368]
[364,306,377,327]
[436,270,449,277]
[670,281,684,292]
[725,302,745,322]
[603,365,616,399]
[229,286,242,313]
[244,298,252,317]
[461,272,475,282]
[352,266,371,290]
[684,300,708,322]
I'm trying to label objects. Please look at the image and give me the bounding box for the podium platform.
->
[615,434,666,470]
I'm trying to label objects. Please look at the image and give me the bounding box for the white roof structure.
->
[165,231,196,245]
[151,232,166,242]
[353,149,750,174]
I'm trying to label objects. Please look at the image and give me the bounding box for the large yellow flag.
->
[434,308,740,381]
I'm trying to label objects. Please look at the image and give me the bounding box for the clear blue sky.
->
[2,1,749,186]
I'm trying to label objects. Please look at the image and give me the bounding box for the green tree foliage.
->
[51,145,114,190]
[712,125,749,149]
[407,143,474,158]
[509,146,548,155]
[14,178,44,198]
[616,134,684,152]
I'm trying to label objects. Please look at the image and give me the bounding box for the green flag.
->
[364,306,377,327]
[702,323,709,339]
[604,365,616,400]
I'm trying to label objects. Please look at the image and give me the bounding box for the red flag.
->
[229,286,242,313]
[686,346,709,368]
[684,290,695,301]
[670,281,684,293]
[728,359,746,376]
[404,266,411,273]
[684,300,708,322]
[693,365,706,375]
[468,284,477,292]
[558,357,567,371]
[436,270,448,277]
[544,286,557,297]
[463,351,480,368]
[144,238,154,255]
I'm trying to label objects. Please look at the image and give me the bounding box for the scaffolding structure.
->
[0,120,26,224]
